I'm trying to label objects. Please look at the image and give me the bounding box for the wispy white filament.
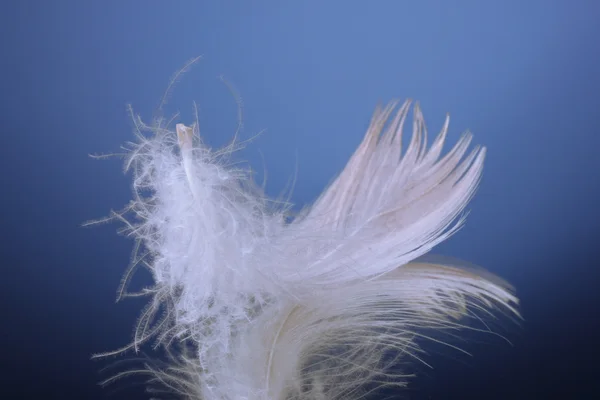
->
[91,95,519,400]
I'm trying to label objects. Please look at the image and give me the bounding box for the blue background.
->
[2,1,599,398]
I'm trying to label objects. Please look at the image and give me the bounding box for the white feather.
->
[92,99,519,400]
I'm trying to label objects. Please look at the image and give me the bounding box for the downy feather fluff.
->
[92,96,519,399]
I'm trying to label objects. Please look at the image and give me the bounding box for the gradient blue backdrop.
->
[2,1,599,399]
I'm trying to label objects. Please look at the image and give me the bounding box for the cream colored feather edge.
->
[91,97,519,399]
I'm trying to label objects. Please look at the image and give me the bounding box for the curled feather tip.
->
[94,99,519,400]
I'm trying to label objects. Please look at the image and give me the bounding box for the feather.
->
[93,99,519,400]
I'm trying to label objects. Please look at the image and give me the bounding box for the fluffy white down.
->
[94,100,519,400]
